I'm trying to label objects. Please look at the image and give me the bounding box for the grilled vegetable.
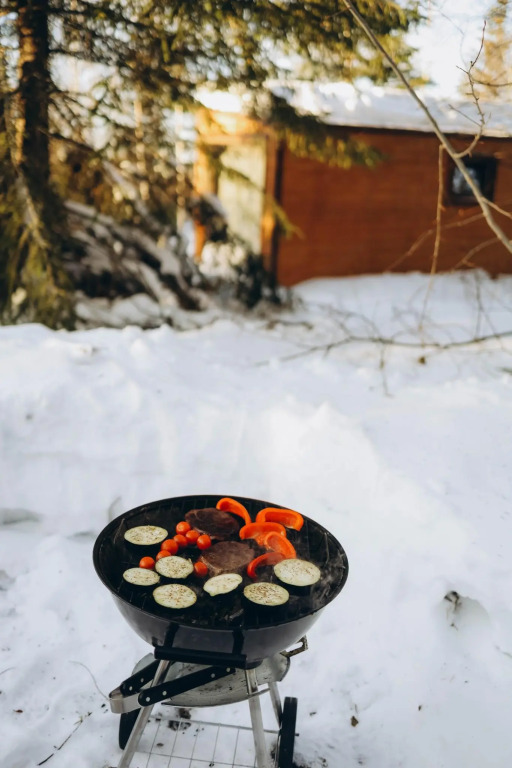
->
[243,582,290,607]
[176,521,191,534]
[260,532,296,559]
[123,567,160,586]
[247,553,285,579]
[173,534,188,549]
[124,525,168,546]
[193,561,209,578]
[155,550,170,561]
[153,583,197,609]
[255,508,304,531]
[196,534,212,550]
[139,556,156,569]
[216,498,251,526]
[274,558,321,587]
[155,555,194,579]
[161,539,179,554]
[203,573,243,596]
[185,529,200,545]
[239,522,287,541]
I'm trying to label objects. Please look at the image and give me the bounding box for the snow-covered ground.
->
[2,271,512,768]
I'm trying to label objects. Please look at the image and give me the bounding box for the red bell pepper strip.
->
[239,522,287,540]
[255,507,304,531]
[216,497,251,526]
[247,552,285,579]
[259,531,297,559]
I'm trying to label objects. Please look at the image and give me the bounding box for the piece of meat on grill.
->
[200,541,256,576]
[185,507,240,540]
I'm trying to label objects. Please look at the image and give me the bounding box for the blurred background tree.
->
[0,0,421,326]
[470,0,512,100]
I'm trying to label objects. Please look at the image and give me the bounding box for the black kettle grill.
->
[93,494,349,768]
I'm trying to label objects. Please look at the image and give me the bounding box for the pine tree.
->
[0,0,422,326]
[471,0,512,100]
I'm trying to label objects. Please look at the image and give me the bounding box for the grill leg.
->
[245,668,271,768]
[268,680,283,725]
[116,659,170,768]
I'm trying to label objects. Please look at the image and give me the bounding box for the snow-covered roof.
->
[198,81,512,139]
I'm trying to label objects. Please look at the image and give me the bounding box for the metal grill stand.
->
[109,640,306,768]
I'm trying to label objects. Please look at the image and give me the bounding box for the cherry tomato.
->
[173,534,188,549]
[176,521,191,534]
[185,529,200,545]
[196,534,212,550]
[139,556,155,569]
[156,550,171,560]
[161,539,179,555]
[194,561,209,577]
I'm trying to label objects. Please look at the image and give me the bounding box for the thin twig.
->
[340,0,512,256]
[37,711,92,766]
[253,329,512,367]
[454,21,486,159]
[69,660,107,699]
[421,146,445,327]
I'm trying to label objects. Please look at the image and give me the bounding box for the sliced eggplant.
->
[124,525,168,546]
[155,555,194,580]
[153,583,197,609]
[274,558,321,587]
[203,573,243,597]
[122,567,160,586]
[243,582,289,607]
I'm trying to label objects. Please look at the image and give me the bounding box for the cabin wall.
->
[276,130,512,285]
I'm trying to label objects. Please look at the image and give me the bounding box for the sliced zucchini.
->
[153,583,197,609]
[274,558,321,587]
[124,525,168,546]
[203,573,243,597]
[123,567,160,586]
[243,582,289,607]
[155,555,194,580]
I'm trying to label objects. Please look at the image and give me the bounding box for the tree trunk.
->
[16,0,51,199]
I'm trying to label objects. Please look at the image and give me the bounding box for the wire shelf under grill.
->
[130,716,280,768]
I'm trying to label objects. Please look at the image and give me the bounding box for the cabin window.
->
[447,156,497,206]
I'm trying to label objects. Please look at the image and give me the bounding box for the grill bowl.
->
[93,494,348,665]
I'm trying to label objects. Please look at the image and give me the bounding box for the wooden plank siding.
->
[275,129,512,285]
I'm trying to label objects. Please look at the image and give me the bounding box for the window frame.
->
[445,155,498,207]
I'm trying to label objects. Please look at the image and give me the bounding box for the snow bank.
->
[1,272,512,768]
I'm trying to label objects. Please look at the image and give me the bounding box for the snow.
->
[2,271,512,768]
[198,80,512,138]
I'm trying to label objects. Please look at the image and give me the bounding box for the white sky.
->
[409,0,496,96]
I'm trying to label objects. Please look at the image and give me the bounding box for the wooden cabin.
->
[194,83,512,286]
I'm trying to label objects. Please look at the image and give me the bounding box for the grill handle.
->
[154,645,253,669]
[138,665,235,706]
